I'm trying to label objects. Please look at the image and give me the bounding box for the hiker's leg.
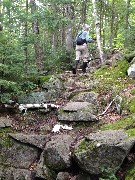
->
[72,46,81,74]
[72,59,79,74]
[81,45,89,73]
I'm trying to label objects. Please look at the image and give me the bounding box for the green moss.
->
[128,97,135,113]
[95,60,129,79]
[125,163,135,180]
[126,128,135,137]
[130,89,135,95]
[38,75,51,84]
[0,135,13,148]
[75,139,95,153]
[101,115,135,131]
[93,60,130,94]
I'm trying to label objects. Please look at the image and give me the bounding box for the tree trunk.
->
[65,3,74,62]
[81,0,87,24]
[30,0,44,73]
[24,0,28,73]
[92,0,105,64]
[110,0,115,48]
[125,0,131,29]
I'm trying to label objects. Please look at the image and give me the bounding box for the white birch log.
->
[4,101,59,113]
[18,103,59,113]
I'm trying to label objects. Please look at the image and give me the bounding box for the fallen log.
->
[18,103,59,113]
[4,101,59,113]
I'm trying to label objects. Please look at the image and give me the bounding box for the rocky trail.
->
[1,53,135,180]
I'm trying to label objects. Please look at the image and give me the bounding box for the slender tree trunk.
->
[102,1,106,48]
[24,0,28,73]
[65,3,74,62]
[92,0,105,64]
[0,0,3,93]
[110,0,115,48]
[81,0,87,24]
[0,0,3,31]
[125,0,131,29]
[52,34,55,50]
[30,0,44,72]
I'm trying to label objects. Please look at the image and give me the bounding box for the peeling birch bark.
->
[4,102,59,113]
[92,0,105,64]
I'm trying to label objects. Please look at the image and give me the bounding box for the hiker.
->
[72,24,95,74]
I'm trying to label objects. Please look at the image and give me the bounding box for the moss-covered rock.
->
[74,130,135,175]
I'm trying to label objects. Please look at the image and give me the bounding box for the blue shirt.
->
[76,30,94,43]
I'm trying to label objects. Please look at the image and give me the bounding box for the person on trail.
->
[72,24,95,74]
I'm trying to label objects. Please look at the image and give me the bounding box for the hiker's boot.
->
[82,62,87,73]
[72,60,79,74]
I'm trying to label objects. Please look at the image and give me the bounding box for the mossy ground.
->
[125,163,135,180]
[92,60,131,94]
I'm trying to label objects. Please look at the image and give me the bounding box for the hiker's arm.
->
[85,33,95,43]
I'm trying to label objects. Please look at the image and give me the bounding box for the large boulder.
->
[18,76,65,104]
[42,75,64,91]
[71,91,99,104]
[0,137,39,169]
[0,167,33,180]
[35,152,56,180]
[18,91,58,104]
[74,130,135,175]
[58,102,98,122]
[42,134,74,170]
[9,133,50,149]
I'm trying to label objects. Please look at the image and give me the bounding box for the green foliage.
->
[38,75,52,84]
[44,47,71,74]
[0,63,8,73]
[19,81,37,92]
[0,79,20,93]
[123,28,135,51]
[100,167,118,180]
[0,79,20,103]
[0,79,37,103]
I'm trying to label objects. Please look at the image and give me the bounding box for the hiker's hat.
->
[83,24,90,30]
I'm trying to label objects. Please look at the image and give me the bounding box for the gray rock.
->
[58,102,98,122]
[63,102,90,111]
[0,167,33,180]
[0,166,13,180]
[42,75,64,91]
[0,117,12,128]
[127,63,135,78]
[13,168,32,180]
[0,138,39,169]
[56,172,70,180]
[74,130,135,175]
[71,91,99,104]
[35,153,56,180]
[18,91,58,104]
[72,173,92,180]
[43,134,74,170]
[9,133,50,149]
